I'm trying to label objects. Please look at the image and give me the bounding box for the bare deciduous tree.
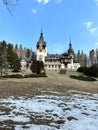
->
[95,48,98,64]
[2,0,19,14]
[89,49,95,66]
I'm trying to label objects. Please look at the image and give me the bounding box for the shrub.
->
[30,60,44,74]
[77,67,87,73]
[83,66,98,77]
[24,73,47,78]
[77,66,98,77]
[70,75,97,81]
[3,74,23,78]
[60,69,66,74]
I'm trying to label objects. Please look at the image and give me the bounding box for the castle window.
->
[55,65,57,68]
[37,45,39,49]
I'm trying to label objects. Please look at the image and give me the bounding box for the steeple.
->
[68,38,74,55]
[37,30,46,50]
[39,30,44,43]
[36,30,47,62]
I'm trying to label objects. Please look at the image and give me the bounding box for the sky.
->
[0,0,98,54]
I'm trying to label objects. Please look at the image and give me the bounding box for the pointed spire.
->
[68,38,74,54]
[41,28,43,34]
[69,37,72,47]
[39,29,44,43]
[36,30,46,50]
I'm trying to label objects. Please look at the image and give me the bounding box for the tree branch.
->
[2,0,19,15]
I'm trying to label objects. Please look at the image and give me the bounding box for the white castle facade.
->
[36,31,80,71]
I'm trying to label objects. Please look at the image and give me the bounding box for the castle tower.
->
[67,38,74,65]
[36,30,47,62]
[68,38,74,57]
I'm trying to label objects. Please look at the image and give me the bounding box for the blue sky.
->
[0,0,98,54]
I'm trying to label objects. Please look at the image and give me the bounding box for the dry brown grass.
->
[0,71,98,98]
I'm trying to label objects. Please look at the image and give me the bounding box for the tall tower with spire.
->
[36,30,47,62]
[68,38,74,57]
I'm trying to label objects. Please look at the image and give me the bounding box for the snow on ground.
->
[0,91,98,130]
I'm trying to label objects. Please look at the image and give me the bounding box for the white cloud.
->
[94,0,98,2]
[55,0,62,3]
[95,42,98,45]
[32,9,37,14]
[84,21,92,29]
[35,0,62,14]
[94,0,98,6]
[84,21,97,34]
[36,0,62,5]
[89,27,97,34]
[36,0,50,5]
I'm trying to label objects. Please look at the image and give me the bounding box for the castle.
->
[36,31,80,71]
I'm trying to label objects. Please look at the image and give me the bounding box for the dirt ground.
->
[0,71,98,98]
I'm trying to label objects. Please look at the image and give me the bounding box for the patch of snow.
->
[0,91,98,130]
[15,124,56,130]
